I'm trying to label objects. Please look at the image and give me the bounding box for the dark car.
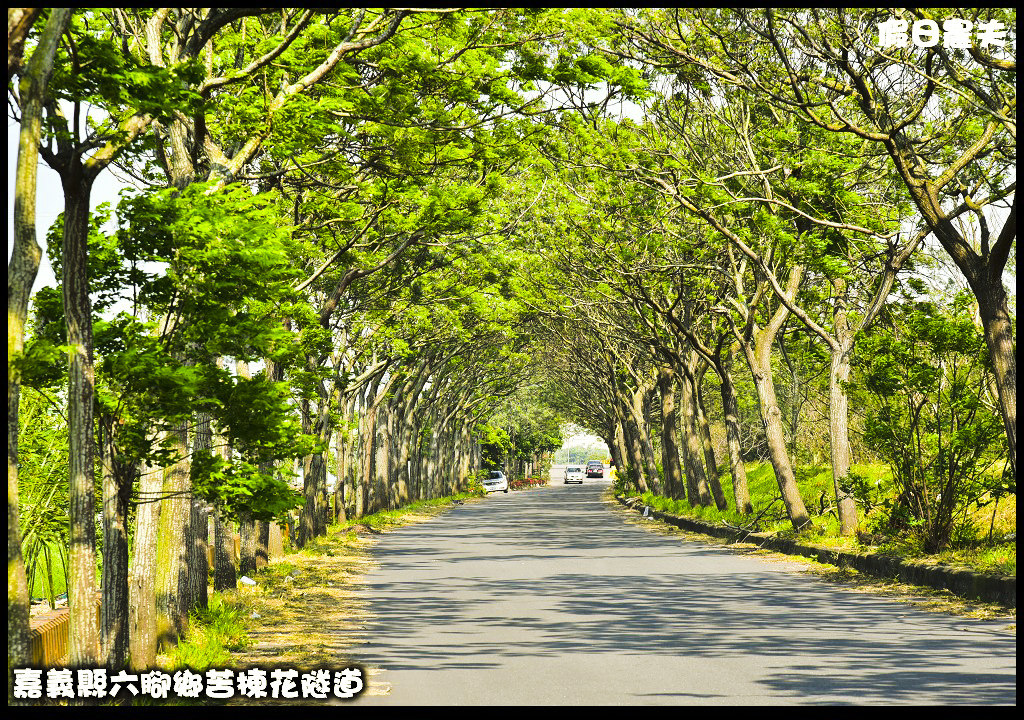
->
[586,461,604,478]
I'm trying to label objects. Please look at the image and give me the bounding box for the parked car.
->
[482,470,509,493]
[563,465,585,484]
[586,461,604,478]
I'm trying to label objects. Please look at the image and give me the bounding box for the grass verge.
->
[620,462,1015,577]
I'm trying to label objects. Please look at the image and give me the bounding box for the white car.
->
[563,466,585,484]
[483,470,509,493]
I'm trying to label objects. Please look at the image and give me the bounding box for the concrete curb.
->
[616,495,1015,607]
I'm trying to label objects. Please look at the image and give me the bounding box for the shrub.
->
[510,476,546,490]
[856,290,1009,553]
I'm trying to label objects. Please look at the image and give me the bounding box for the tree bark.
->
[972,271,1016,480]
[190,411,212,610]
[129,458,162,670]
[154,421,191,646]
[238,513,257,578]
[615,397,649,494]
[686,362,727,510]
[678,364,712,506]
[739,271,811,531]
[374,400,392,508]
[334,424,347,523]
[213,365,237,592]
[8,7,70,686]
[694,367,720,483]
[213,506,237,592]
[828,297,858,536]
[100,417,132,671]
[7,8,42,79]
[717,347,752,513]
[63,175,101,668]
[656,366,685,500]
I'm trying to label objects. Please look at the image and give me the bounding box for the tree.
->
[643,7,1016,481]
[8,7,71,687]
[857,283,1009,552]
[7,8,42,79]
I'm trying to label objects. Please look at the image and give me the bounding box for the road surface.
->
[349,468,1016,705]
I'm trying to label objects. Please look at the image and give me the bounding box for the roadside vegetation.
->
[618,461,1015,576]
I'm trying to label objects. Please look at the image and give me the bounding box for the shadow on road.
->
[351,483,1016,705]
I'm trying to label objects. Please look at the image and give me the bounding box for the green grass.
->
[163,592,253,672]
[626,461,1016,575]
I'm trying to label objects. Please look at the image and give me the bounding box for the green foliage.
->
[17,388,71,606]
[477,423,513,469]
[465,472,488,498]
[45,12,204,150]
[485,385,564,465]
[856,288,1009,553]
[25,182,320,520]
[14,10,1017,597]
[164,592,252,671]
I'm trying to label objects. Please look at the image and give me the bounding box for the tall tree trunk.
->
[615,379,658,493]
[356,399,375,518]
[257,521,271,568]
[154,421,191,646]
[374,401,392,509]
[687,364,727,510]
[190,411,212,609]
[694,366,720,484]
[614,399,648,493]
[129,458,162,670]
[99,417,131,671]
[314,398,333,536]
[631,385,662,493]
[63,175,100,668]
[334,425,348,523]
[310,446,328,537]
[439,422,455,496]
[678,366,712,506]
[717,348,752,513]
[213,507,237,592]
[299,398,317,544]
[611,421,628,480]
[740,271,811,531]
[213,367,237,592]
[238,512,257,578]
[745,346,809,528]
[395,413,413,506]
[828,301,858,535]
[656,366,685,500]
[425,410,442,499]
[972,274,1016,480]
[8,7,70,685]
[458,423,473,492]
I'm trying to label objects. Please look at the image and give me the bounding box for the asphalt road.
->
[349,468,1016,705]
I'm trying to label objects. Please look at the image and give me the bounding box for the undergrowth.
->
[622,462,1016,576]
[163,592,254,672]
